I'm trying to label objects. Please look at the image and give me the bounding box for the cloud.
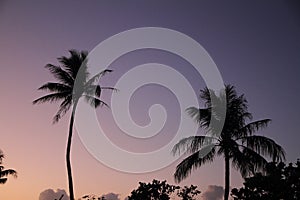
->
[100,192,120,200]
[202,185,224,200]
[39,188,69,200]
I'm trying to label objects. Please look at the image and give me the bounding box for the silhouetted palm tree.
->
[0,150,17,184]
[33,50,115,200]
[172,85,285,200]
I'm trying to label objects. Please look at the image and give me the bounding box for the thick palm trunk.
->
[224,153,230,200]
[66,104,77,200]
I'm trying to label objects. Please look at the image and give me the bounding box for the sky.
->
[0,1,300,200]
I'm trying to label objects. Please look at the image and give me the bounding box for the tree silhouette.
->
[127,179,200,200]
[33,50,115,200]
[177,185,200,200]
[172,85,286,200]
[0,150,17,184]
[231,160,300,200]
[127,179,179,200]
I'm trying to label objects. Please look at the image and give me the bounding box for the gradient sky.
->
[0,1,300,200]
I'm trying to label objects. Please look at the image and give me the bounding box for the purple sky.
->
[0,1,300,199]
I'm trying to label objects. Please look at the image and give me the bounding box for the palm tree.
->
[0,150,17,184]
[33,50,116,200]
[172,85,285,200]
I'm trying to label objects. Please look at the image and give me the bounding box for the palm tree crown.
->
[33,50,116,200]
[172,85,285,200]
[33,50,114,122]
[0,150,17,184]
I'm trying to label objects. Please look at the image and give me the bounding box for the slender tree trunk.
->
[224,152,230,200]
[66,103,77,200]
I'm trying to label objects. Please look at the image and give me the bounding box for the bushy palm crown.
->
[33,50,114,122]
[172,85,285,182]
[0,150,17,184]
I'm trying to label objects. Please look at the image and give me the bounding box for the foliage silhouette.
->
[127,179,200,200]
[0,150,17,184]
[128,179,179,200]
[82,194,106,200]
[177,185,200,200]
[231,160,300,200]
[172,84,286,200]
[33,50,116,200]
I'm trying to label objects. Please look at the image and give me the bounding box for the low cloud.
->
[100,192,120,200]
[39,188,69,200]
[202,185,224,200]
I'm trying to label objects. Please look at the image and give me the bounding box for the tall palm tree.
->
[172,85,285,200]
[0,150,17,184]
[33,50,116,200]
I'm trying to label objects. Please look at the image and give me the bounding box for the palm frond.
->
[58,50,88,79]
[230,143,267,177]
[242,147,269,174]
[80,50,88,60]
[174,146,216,183]
[85,85,118,98]
[45,64,74,86]
[85,69,113,88]
[0,169,17,178]
[0,178,7,184]
[186,107,211,127]
[240,135,286,162]
[186,107,200,122]
[83,95,109,108]
[236,119,271,138]
[38,82,71,93]
[33,92,69,104]
[101,86,118,92]
[172,136,217,156]
[84,85,101,97]
[53,95,72,123]
[199,87,211,107]
[230,145,249,177]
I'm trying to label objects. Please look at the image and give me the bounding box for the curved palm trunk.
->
[224,152,230,200]
[66,103,77,200]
